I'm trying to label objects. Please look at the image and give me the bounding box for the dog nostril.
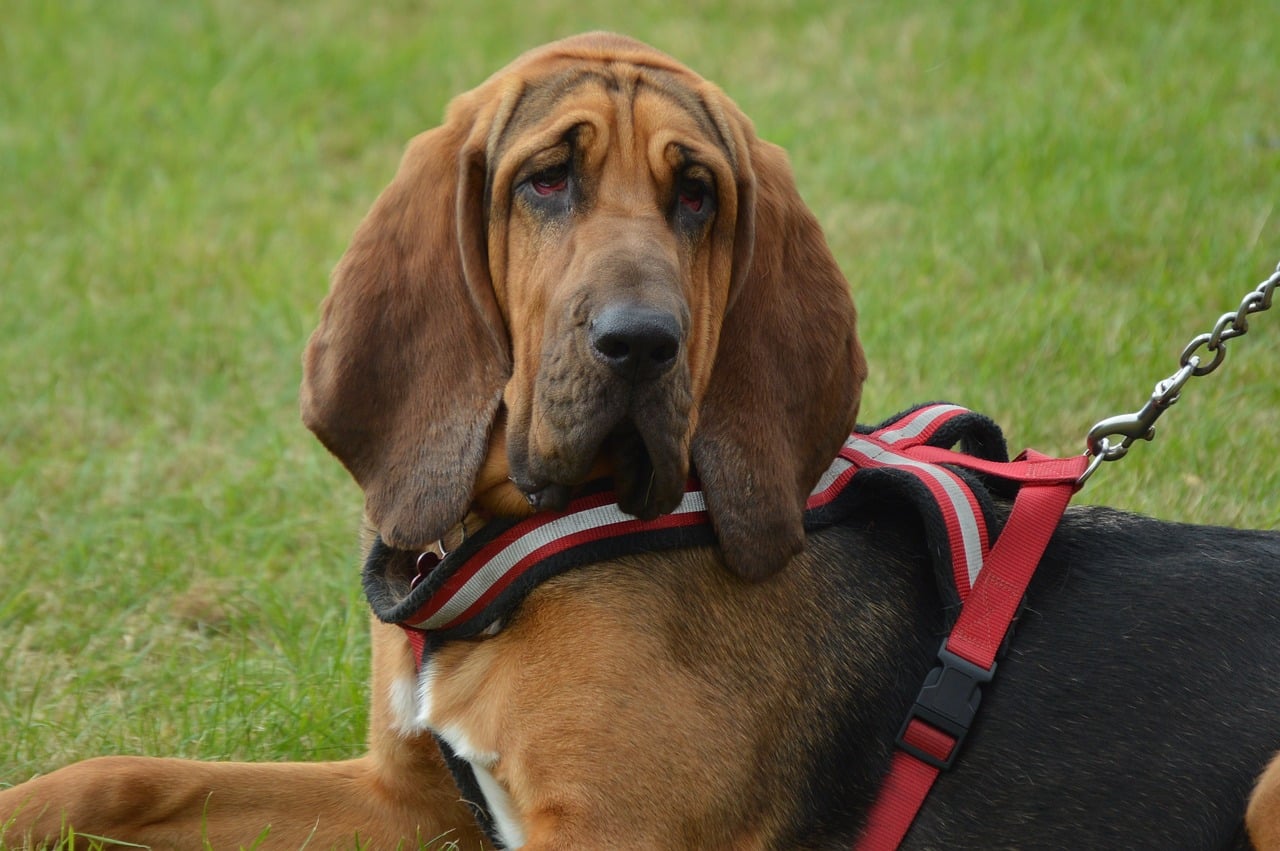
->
[590,305,682,381]
[649,340,677,365]
[595,336,633,362]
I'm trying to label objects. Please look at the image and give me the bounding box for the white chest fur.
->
[389,665,527,849]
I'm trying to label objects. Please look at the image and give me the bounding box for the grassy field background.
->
[3,0,1278,843]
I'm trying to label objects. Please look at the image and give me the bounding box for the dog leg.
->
[0,753,486,849]
[1,621,489,850]
[1248,751,1280,850]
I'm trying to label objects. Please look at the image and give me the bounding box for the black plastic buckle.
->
[895,640,996,770]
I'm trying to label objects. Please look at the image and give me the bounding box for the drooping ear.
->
[301,93,511,550]
[692,137,868,581]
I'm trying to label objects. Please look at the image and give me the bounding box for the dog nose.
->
[590,305,682,382]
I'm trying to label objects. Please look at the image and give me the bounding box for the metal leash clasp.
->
[1078,260,1280,487]
[1084,360,1198,460]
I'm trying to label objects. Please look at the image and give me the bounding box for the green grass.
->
[2,0,1279,845]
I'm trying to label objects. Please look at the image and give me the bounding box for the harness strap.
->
[855,444,1087,850]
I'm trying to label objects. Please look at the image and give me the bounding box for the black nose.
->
[589,305,682,382]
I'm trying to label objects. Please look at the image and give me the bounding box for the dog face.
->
[488,62,751,520]
[301,33,867,579]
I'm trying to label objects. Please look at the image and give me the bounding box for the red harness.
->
[362,403,1087,848]
[850,406,1087,849]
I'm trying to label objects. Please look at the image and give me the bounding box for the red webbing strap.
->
[945,454,1083,669]
[856,449,1088,850]
[858,748,940,847]
[403,625,427,669]
[893,444,1087,490]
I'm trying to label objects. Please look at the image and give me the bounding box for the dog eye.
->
[679,186,705,212]
[676,177,713,218]
[529,165,569,196]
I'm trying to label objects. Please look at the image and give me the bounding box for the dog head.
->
[301,33,867,580]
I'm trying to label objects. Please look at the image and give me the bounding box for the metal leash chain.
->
[1078,260,1280,485]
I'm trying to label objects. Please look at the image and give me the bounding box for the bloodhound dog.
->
[4,32,1279,851]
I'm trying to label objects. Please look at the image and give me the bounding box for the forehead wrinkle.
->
[491,62,734,168]
[489,68,615,165]
[634,71,736,171]
[484,84,526,163]
[631,92,735,200]
[482,83,527,212]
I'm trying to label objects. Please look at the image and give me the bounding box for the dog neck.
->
[424,511,491,560]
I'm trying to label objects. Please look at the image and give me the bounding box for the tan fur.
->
[1250,752,1280,849]
[0,33,867,848]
